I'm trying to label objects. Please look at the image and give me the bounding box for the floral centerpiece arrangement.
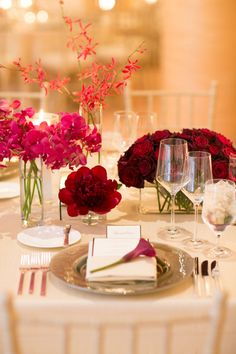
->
[118,128,236,213]
[0,0,144,223]
[0,99,101,225]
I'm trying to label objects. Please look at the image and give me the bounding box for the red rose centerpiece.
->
[118,128,236,213]
[59,165,122,225]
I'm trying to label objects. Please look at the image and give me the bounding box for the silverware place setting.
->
[193,257,223,297]
[17,252,53,296]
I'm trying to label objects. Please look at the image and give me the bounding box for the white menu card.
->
[106,225,141,239]
[86,238,157,282]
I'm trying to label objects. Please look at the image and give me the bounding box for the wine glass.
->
[229,153,236,182]
[182,151,212,249]
[113,110,138,151]
[103,110,137,178]
[202,179,236,258]
[156,138,190,240]
[135,111,158,137]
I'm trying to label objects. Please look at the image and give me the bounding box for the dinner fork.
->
[40,253,52,296]
[17,254,30,295]
[28,253,41,294]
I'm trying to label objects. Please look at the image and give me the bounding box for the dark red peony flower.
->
[58,165,122,217]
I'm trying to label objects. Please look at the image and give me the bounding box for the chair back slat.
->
[123,81,218,131]
[0,291,227,354]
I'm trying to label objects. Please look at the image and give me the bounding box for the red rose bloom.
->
[59,165,122,216]
[195,135,209,149]
[132,138,153,157]
[212,160,228,179]
[118,128,236,188]
[209,145,220,156]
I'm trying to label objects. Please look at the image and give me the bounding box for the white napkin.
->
[86,238,157,282]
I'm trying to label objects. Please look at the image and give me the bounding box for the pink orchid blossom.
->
[0,100,101,170]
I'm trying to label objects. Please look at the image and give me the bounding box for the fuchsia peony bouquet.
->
[118,128,236,212]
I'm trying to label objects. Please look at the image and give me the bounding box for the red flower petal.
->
[58,188,74,204]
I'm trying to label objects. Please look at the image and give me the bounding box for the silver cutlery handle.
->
[193,274,202,296]
[29,271,36,294]
[17,272,25,295]
[203,277,212,297]
[40,270,48,296]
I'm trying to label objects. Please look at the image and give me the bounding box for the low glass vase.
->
[81,211,106,226]
[139,180,194,214]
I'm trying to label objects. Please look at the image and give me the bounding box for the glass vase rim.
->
[188,151,211,158]
[135,111,157,118]
[160,138,188,146]
[113,110,137,118]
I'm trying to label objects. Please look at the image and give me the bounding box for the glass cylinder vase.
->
[79,104,102,167]
[19,158,44,227]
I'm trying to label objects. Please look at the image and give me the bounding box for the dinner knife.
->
[211,260,222,290]
[201,260,211,297]
[63,224,71,247]
[193,257,202,296]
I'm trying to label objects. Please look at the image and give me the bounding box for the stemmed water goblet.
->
[182,151,212,249]
[202,179,236,258]
[156,138,190,240]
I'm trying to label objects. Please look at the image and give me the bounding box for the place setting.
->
[49,227,194,296]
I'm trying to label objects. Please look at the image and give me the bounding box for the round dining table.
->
[0,181,236,354]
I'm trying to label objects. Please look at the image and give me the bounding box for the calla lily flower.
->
[90,238,156,274]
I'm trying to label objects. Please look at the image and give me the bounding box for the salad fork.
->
[28,253,41,294]
[17,254,30,295]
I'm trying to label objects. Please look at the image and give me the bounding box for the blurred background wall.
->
[0,0,235,142]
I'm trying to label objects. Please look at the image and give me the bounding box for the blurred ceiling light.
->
[24,10,35,23]
[0,0,12,9]
[98,0,116,11]
[19,0,32,8]
[36,10,48,23]
[145,0,158,4]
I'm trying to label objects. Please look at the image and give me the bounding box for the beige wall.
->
[159,0,236,143]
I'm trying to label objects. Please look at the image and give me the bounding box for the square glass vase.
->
[138,181,195,214]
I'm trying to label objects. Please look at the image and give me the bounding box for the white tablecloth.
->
[0,186,236,354]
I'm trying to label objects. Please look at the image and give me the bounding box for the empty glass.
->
[113,110,138,151]
[135,111,157,137]
[102,110,137,178]
[156,138,190,240]
[182,151,212,249]
[202,179,236,258]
